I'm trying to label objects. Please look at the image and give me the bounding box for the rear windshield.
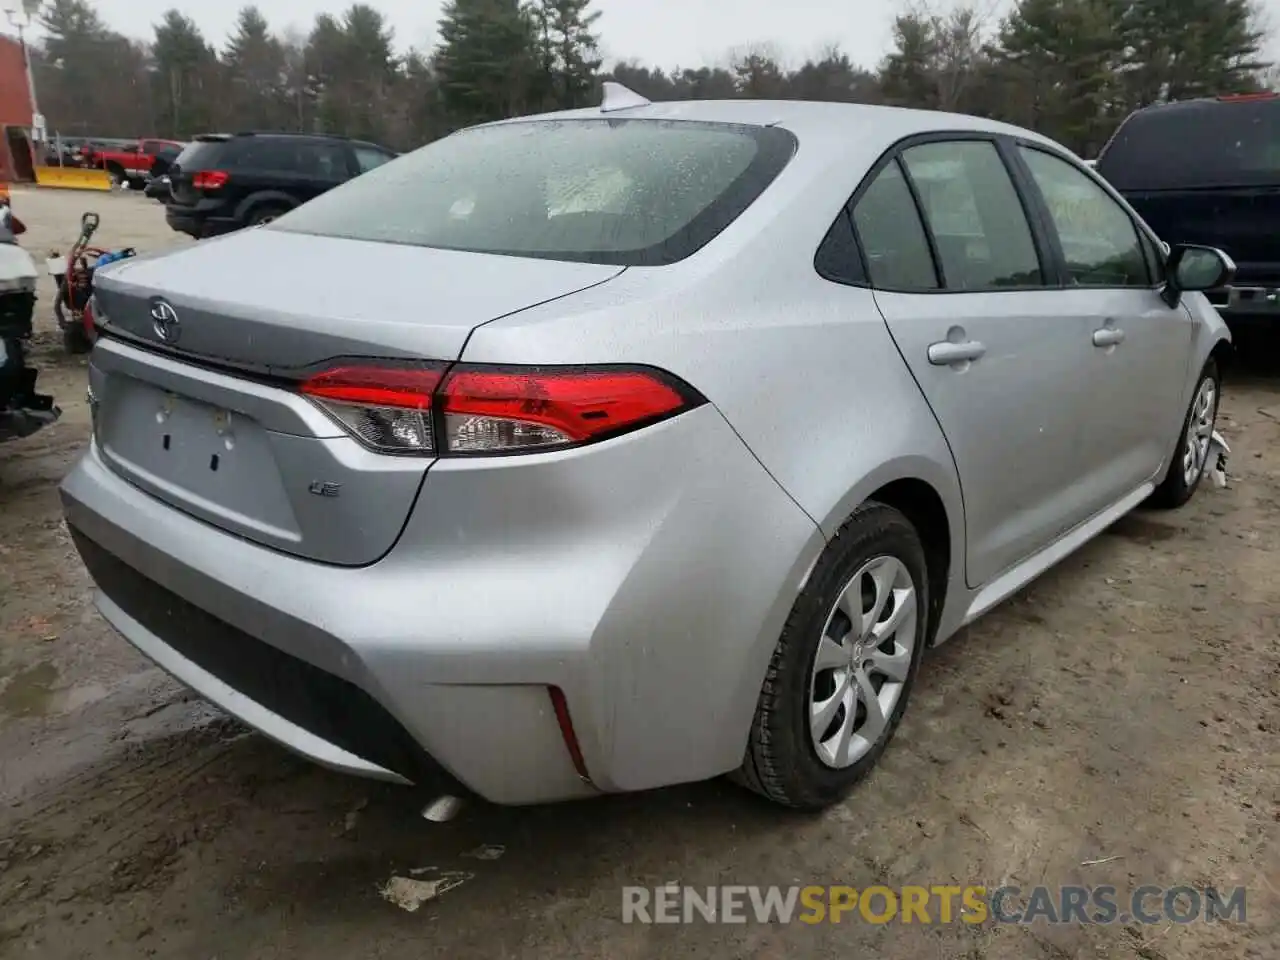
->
[173,139,228,170]
[1098,99,1280,190]
[269,119,798,266]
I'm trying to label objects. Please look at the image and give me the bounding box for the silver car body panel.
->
[63,403,823,801]
[62,98,1231,803]
[94,227,625,370]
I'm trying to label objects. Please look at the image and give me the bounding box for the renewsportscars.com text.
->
[621,884,1247,925]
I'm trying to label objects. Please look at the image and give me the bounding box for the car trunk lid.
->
[89,228,624,565]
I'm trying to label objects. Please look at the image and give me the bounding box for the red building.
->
[0,35,35,181]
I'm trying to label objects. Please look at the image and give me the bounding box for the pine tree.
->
[36,0,150,137]
[223,6,288,131]
[879,13,942,107]
[990,0,1127,154]
[732,46,788,98]
[788,47,880,103]
[1122,0,1266,103]
[336,4,399,143]
[151,10,220,136]
[533,0,602,109]
[434,0,540,125]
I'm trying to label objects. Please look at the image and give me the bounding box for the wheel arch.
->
[810,457,966,648]
[235,190,297,223]
[1208,334,1233,376]
[865,477,952,647]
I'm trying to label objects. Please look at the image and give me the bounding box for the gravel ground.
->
[0,187,1276,960]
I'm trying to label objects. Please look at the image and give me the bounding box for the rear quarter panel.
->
[458,131,964,549]
[457,136,967,777]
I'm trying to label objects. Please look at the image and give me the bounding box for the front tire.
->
[737,501,930,810]
[1149,358,1220,510]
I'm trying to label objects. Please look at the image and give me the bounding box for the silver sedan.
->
[61,88,1231,810]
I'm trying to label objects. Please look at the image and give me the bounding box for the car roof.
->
[484,98,1060,154]
[1130,92,1280,114]
[189,131,388,150]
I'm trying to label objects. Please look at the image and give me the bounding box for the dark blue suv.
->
[164,132,397,239]
[1097,93,1280,323]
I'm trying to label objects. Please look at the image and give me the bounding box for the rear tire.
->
[1148,358,1220,510]
[736,501,930,810]
[246,204,289,227]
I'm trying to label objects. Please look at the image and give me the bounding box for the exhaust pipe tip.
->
[421,795,466,823]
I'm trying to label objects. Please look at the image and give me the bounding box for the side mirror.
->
[1161,243,1235,308]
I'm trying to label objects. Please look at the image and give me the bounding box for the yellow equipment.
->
[33,166,112,191]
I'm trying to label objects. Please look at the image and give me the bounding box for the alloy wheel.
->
[809,555,918,769]
[1182,376,1218,488]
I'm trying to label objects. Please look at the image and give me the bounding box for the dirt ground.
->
[0,187,1276,960]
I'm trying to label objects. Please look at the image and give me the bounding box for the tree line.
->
[28,0,1269,159]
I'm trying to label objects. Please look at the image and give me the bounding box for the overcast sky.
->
[16,0,1280,70]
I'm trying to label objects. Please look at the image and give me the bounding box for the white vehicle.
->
[0,204,58,442]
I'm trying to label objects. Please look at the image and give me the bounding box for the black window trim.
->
[340,143,362,178]
[896,154,946,289]
[1009,139,1165,292]
[813,128,1174,296]
[815,129,1058,295]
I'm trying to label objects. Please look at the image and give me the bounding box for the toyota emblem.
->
[150,298,180,343]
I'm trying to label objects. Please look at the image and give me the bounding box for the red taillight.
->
[297,361,702,456]
[193,170,229,190]
[300,363,444,454]
[439,365,692,454]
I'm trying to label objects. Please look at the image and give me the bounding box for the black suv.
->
[164,132,397,239]
[1096,93,1280,321]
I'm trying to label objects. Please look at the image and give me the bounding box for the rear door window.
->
[850,159,939,290]
[229,139,301,172]
[901,140,1045,290]
[306,143,352,179]
[226,139,350,179]
[1098,99,1280,190]
[353,146,394,173]
[172,140,227,171]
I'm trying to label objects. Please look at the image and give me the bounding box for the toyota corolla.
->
[61,88,1232,810]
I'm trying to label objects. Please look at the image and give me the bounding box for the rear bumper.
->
[61,407,821,804]
[1206,283,1280,317]
[164,207,239,239]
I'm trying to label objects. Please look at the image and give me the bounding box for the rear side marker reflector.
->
[548,686,591,782]
[298,361,703,457]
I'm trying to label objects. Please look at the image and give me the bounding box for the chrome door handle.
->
[1092,327,1126,347]
[927,340,987,365]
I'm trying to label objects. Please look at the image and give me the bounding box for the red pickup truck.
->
[81,138,185,189]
